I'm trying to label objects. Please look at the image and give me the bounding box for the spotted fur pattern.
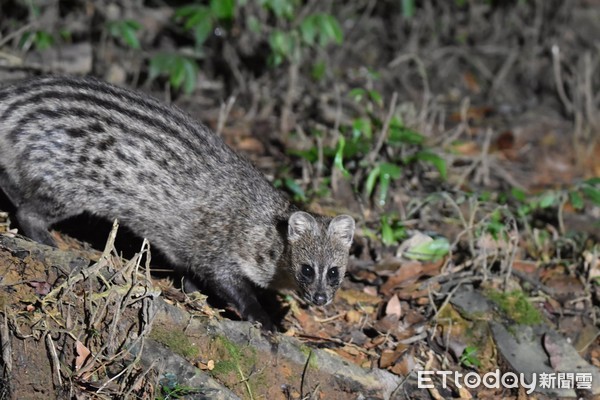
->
[0,75,355,329]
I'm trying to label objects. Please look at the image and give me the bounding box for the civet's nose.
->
[313,292,328,306]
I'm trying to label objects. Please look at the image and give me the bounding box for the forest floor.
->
[0,1,599,399]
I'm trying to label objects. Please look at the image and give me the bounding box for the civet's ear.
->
[328,215,355,247]
[288,211,318,242]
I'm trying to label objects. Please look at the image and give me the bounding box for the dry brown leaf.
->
[373,314,400,334]
[363,336,386,350]
[512,260,539,275]
[28,280,52,296]
[236,137,265,153]
[198,359,215,371]
[380,261,424,295]
[345,309,362,324]
[463,71,481,94]
[379,349,398,368]
[457,385,473,399]
[543,333,562,370]
[75,340,91,371]
[385,294,402,318]
[389,351,415,376]
[336,288,381,306]
[427,385,445,400]
[449,106,493,123]
[452,140,480,156]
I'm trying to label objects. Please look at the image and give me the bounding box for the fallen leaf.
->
[75,340,91,371]
[236,137,264,153]
[198,359,215,371]
[398,233,450,261]
[380,262,424,295]
[345,309,362,324]
[28,280,52,296]
[373,314,400,334]
[379,349,398,368]
[385,294,402,318]
[451,140,480,156]
[463,71,481,94]
[336,288,381,306]
[512,260,539,275]
[543,333,562,370]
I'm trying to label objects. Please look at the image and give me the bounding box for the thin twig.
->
[300,349,312,400]
[217,95,237,136]
[45,333,63,387]
[551,45,574,115]
[367,92,398,164]
[0,21,36,48]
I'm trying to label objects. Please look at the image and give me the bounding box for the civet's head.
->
[287,211,355,306]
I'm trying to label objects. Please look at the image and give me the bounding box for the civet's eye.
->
[328,267,339,280]
[301,264,315,279]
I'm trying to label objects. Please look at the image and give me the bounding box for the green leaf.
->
[388,124,424,145]
[181,58,199,94]
[377,163,402,206]
[175,5,202,18]
[402,0,415,18]
[584,177,600,186]
[486,220,505,240]
[479,191,492,202]
[288,147,318,163]
[269,30,294,62]
[511,187,527,202]
[284,178,306,201]
[149,57,164,80]
[352,118,372,139]
[247,16,261,33]
[414,151,447,180]
[368,90,383,107]
[34,31,54,50]
[404,237,450,261]
[365,166,381,198]
[569,190,584,210]
[262,0,294,19]
[333,136,350,177]
[381,217,395,246]
[193,17,213,46]
[125,20,142,30]
[311,61,326,81]
[317,14,343,45]
[379,162,402,179]
[107,20,141,49]
[149,54,198,94]
[349,88,366,103]
[582,185,600,206]
[300,17,317,46]
[211,0,235,19]
[539,192,557,208]
[379,173,391,206]
[181,7,209,29]
[121,25,141,49]
[170,58,186,89]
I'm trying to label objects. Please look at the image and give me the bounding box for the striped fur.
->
[0,75,354,329]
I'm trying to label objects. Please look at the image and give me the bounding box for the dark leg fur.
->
[16,206,56,246]
[0,169,22,207]
[0,171,56,245]
[208,271,275,331]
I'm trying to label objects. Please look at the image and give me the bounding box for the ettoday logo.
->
[418,369,593,394]
[419,370,533,394]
